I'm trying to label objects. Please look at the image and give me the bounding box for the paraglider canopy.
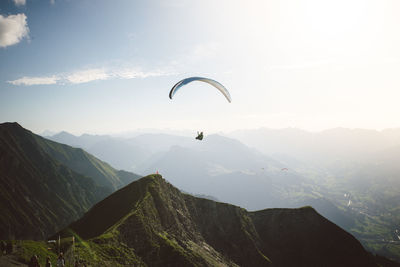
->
[169,77,231,103]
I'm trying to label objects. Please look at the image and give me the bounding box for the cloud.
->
[50,0,55,5]
[8,76,59,86]
[112,68,173,79]
[65,68,110,84]
[0,14,29,48]
[7,67,176,86]
[13,0,26,6]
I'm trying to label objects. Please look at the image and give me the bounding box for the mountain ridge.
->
[58,174,377,267]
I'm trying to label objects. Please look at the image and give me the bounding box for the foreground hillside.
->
[0,122,140,240]
[57,174,377,267]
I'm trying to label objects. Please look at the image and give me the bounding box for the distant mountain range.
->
[0,122,140,240]
[57,174,378,267]
[48,131,194,172]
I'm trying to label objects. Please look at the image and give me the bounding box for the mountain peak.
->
[0,121,21,127]
[53,130,76,138]
[59,174,377,267]
[0,122,25,132]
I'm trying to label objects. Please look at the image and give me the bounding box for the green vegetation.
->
[12,240,57,266]
[0,238,144,267]
[0,122,140,240]
[72,237,145,266]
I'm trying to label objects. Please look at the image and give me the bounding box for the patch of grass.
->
[158,232,185,254]
[14,240,57,266]
[71,232,145,267]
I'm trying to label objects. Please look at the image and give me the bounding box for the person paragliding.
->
[195,131,204,140]
[169,77,230,142]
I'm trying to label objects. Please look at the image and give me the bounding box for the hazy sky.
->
[1,0,400,134]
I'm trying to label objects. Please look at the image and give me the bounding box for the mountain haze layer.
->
[48,132,193,172]
[229,127,400,167]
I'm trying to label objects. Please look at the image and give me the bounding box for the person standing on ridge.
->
[0,241,6,255]
[6,241,12,254]
[45,256,52,267]
[57,253,65,267]
[29,255,40,267]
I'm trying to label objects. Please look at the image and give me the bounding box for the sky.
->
[1,0,400,135]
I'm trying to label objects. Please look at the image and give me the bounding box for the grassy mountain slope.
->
[0,122,141,240]
[60,175,238,266]
[59,174,377,267]
[0,123,111,240]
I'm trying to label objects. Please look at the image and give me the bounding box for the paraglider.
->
[195,131,204,141]
[169,77,230,141]
[169,77,231,103]
[281,168,288,171]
